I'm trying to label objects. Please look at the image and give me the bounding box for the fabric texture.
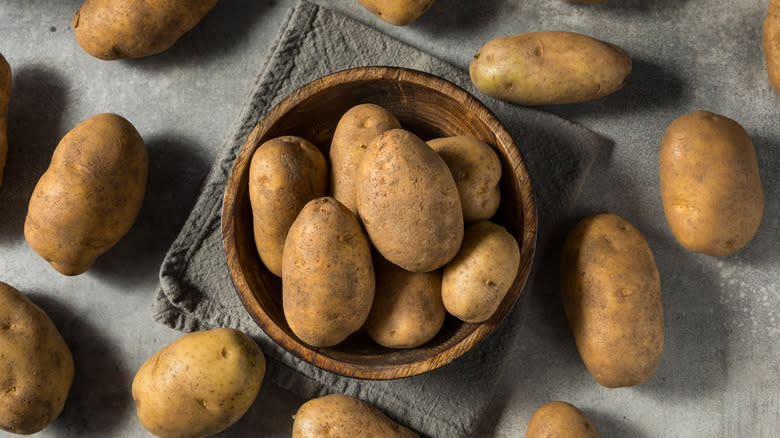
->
[153,1,610,436]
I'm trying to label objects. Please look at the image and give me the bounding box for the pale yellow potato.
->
[24,113,148,276]
[357,0,435,26]
[526,401,601,438]
[131,328,266,438]
[765,0,780,95]
[660,111,764,257]
[0,53,9,189]
[427,136,502,223]
[293,394,418,438]
[330,103,400,213]
[282,197,374,347]
[364,253,445,349]
[0,282,74,435]
[560,212,663,388]
[441,221,519,323]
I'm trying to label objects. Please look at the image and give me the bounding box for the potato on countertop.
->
[526,401,601,438]
[765,0,780,95]
[357,0,435,26]
[293,394,419,438]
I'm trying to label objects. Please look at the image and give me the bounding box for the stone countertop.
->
[0,1,777,437]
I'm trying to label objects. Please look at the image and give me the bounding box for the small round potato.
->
[660,111,764,257]
[0,282,74,435]
[364,253,446,349]
[131,328,266,438]
[765,0,780,95]
[526,401,601,438]
[330,103,401,213]
[441,221,520,323]
[249,135,328,277]
[357,0,435,26]
[560,212,663,388]
[282,197,375,347]
[357,129,463,272]
[293,394,419,438]
[0,53,10,189]
[427,136,502,223]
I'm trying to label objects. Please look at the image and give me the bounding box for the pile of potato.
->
[249,103,522,349]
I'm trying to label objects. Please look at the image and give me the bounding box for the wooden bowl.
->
[222,66,536,380]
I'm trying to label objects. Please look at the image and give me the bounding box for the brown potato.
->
[364,253,446,349]
[357,0,435,26]
[132,328,266,438]
[660,111,764,257]
[0,53,10,189]
[249,136,327,277]
[73,0,220,60]
[765,0,780,95]
[0,282,74,435]
[330,103,401,213]
[357,129,463,272]
[283,197,374,347]
[441,221,519,323]
[560,212,663,388]
[526,401,601,438]
[24,113,148,276]
[427,136,502,223]
[469,31,631,105]
[292,394,418,438]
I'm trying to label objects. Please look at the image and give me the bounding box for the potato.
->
[357,0,435,26]
[364,253,446,349]
[357,129,463,272]
[283,197,374,347]
[427,136,502,223]
[131,328,266,438]
[24,113,148,276]
[0,282,74,435]
[73,0,220,60]
[526,401,601,438]
[249,136,327,277]
[560,212,663,388]
[765,0,780,95]
[469,31,631,105]
[0,53,9,189]
[441,221,520,323]
[660,111,764,257]
[292,394,418,438]
[330,104,401,213]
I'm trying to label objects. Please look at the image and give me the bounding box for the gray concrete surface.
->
[0,0,777,437]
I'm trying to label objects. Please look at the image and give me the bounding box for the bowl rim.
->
[222,65,538,379]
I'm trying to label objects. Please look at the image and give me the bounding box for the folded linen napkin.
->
[153,1,609,436]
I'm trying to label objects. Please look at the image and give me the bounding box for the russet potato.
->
[526,401,601,438]
[293,394,418,438]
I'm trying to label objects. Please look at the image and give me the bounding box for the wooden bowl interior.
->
[224,68,536,379]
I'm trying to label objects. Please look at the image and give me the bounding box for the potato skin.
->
[526,401,601,438]
[357,129,463,272]
[357,0,435,26]
[660,111,764,257]
[364,253,446,349]
[73,0,220,60]
[24,113,148,276]
[469,31,631,105]
[292,394,419,438]
[442,221,520,323]
[282,197,375,347]
[131,328,266,438]
[330,104,401,213]
[0,54,9,189]
[765,0,780,95]
[249,136,327,277]
[0,282,74,435]
[427,136,502,223]
[560,212,663,388]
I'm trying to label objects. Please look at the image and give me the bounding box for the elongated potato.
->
[0,53,10,189]
[293,394,418,438]
[330,104,400,213]
[560,212,663,388]
[73,0,220,60]
[765,0,780,95]
[660,111,764,257]
[249,136,328,277]
[283,197,374,347]
[24,113,148,276]
[526,401,601,438]
[469,31,631,105]
[357,0,435,26]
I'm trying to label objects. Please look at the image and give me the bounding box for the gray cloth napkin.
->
[153,1,610,436]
